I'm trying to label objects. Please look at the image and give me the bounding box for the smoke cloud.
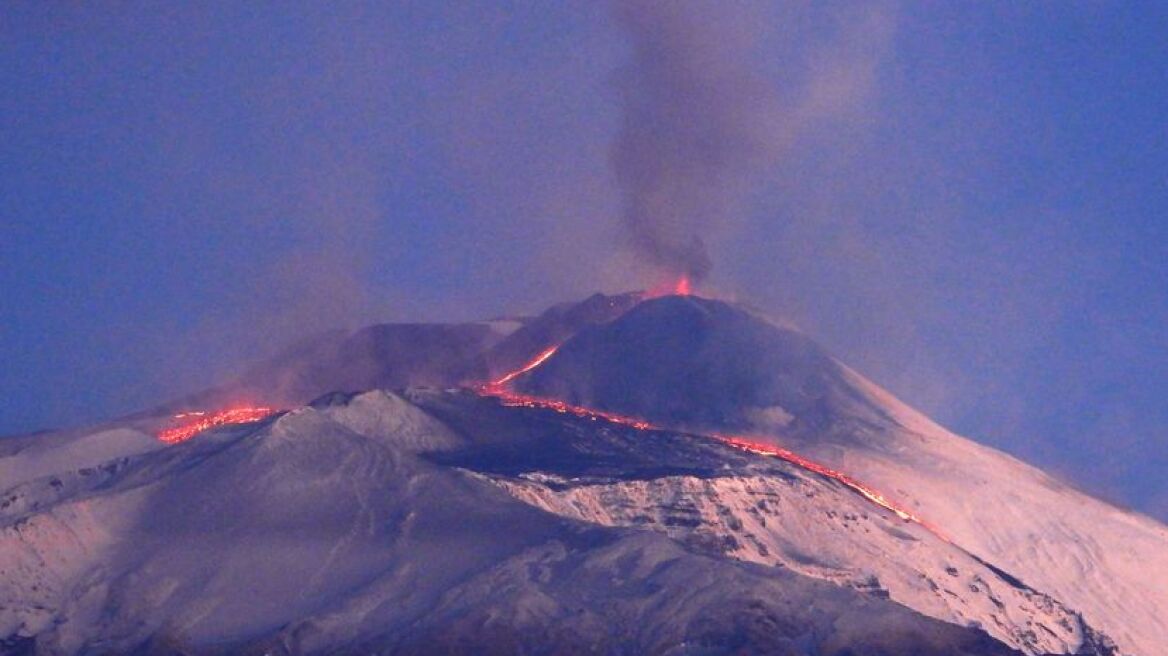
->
[608,1,896,289]
[610,1,779,285]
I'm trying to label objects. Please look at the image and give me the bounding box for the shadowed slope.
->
[517,295,890,440]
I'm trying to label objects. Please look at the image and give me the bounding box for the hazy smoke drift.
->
[611,1,776,285]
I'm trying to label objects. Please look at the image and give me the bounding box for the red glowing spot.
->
[645,275,696,299]
[158,406,277,444]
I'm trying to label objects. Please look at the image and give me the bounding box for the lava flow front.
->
[158,406,278,444]
[476,343,947,541]
[479,347,651,429]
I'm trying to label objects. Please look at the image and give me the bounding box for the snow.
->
[1,292,1160,654]
[489,468,1090,654]
[0,389,1042,654]
[801,365,1168,656]
[0,427,160,490]
[501,294,1164,655]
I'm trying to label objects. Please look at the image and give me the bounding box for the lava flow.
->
[479,347,651,429]
[485,346,560,392]
[476,344,947,542]
[158,406,278,444]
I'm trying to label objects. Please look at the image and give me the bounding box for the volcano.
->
[2,292,1165,655]
[514,295,885,438]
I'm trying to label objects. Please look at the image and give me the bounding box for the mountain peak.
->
[514,293,889,440]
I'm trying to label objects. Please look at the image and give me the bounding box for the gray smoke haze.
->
[610,1,780,285]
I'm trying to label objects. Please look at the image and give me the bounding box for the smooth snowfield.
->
[818,368,1168,656]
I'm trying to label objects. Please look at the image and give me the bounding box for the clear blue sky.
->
[2,3,1166,519]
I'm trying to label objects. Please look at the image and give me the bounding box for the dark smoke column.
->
[611,1,775,287]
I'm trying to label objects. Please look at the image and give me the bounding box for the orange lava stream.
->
[487,346,560,390]
[715,435,948,539]
[478,345,949,542]
[158,406,277,444]
[483,387,654,431]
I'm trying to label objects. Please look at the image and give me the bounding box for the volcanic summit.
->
[1,292,1164,655]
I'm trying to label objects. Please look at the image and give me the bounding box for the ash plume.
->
[610,1,777,285]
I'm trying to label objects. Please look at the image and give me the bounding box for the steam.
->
[610,1,778,285]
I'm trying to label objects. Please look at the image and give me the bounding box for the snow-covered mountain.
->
[1,293,1163,655]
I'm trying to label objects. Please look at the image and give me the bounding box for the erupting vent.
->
[644,275,694,299]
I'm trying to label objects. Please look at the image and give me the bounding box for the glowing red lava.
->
[485,346,559,392]
[644,275,694,299]
[158,406,277,444]
[489,389,653,431]
[476,343,948,542]
[715,435,947,539]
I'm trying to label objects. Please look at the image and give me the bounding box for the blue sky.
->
[2,2,1166,519]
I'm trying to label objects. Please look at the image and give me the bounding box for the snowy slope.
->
[512,294,1167,656]
[491,474,1090,654]
[1,291,1160,655]
[410,392,1110,655]
[0,390,1035,655]
[811,368,1168,656]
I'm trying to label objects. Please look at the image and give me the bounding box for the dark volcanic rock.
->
[485,291,644,381]
[516,295,892,439]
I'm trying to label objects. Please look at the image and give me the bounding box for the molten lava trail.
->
[478,346,949,542]
[489,345,559,389]
[158,406,278,444]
